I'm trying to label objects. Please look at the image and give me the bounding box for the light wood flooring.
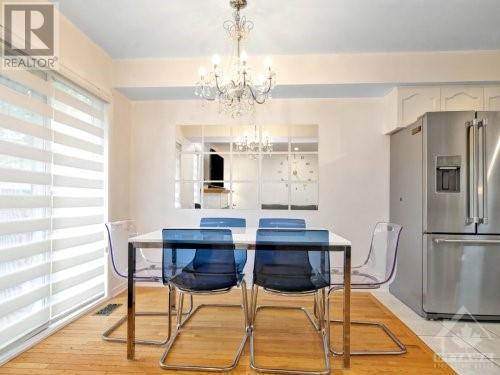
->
[0,288,455,374]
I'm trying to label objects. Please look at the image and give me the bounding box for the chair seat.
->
[254,266,329,293]
[330,267,383,287]
[170,270,240,292]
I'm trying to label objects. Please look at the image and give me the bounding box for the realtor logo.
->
[2,2,59,70]
[433,306,495,367]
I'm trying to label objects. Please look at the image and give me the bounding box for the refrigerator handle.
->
[479,119,488,224]
[465,121,479,224]
[433,238,500,245]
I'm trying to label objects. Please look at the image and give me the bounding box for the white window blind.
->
[0,70,107,352]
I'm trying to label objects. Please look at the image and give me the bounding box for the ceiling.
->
[57,0,500,59]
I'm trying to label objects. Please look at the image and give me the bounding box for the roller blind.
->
[0,71,107,352]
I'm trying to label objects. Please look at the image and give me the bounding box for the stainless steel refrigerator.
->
[390,111,500,320]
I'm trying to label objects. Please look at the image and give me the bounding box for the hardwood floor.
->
[0,288,455,374]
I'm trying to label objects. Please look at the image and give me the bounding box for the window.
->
[0,70,106,353]
[175,124,319,210]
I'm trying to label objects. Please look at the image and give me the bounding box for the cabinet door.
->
[398,87,441,127]
[441,86,484,111]
[484,86,500,110]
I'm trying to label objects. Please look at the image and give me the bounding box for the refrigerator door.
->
[424,112,476,234]
[423,234,500,317]
[477,111,500,234]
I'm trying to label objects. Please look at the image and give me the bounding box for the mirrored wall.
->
[175,124,318,210]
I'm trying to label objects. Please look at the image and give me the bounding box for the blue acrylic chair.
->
[200,217,246,228]
[258,218,306,229]
[250,229,331,375]
[201,217,247,274]
[159,228,249,372]
[103,220,188,345]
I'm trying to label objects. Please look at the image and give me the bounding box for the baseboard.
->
[110,281,127,297]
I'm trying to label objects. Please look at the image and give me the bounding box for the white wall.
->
[130,98,389,266]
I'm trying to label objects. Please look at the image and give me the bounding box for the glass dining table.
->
[125,226,352,369]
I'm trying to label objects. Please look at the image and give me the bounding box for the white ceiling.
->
[57,0,500,59]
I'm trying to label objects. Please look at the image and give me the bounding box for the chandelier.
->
[233,124,273,154]
[195,0,276,117]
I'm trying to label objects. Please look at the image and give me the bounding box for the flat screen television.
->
[209,149,224,187]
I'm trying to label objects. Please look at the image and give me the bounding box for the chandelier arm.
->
[260,77,273,95]
[214,74,224,95]
[247,85,266,104]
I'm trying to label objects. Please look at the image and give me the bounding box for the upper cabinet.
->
[398,87,441,127]
[441,86,484,112]
[484,87,500,111]
[384,85,500,134]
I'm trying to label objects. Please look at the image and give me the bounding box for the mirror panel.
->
[291,124,318,152]
[231,182,259,209]
[261,182,289,210]
[176,125,202,152]
[291,182,318,210]
[262,154,288,182]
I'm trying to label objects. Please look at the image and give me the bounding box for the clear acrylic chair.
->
[159,228,249,372]
[250,229,331,375]
[328,222,406,356]
[258,218,306,228]
[102,220,190,345]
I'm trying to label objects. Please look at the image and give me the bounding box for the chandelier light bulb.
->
[212,54,221,66]
[264,56,273,68]
[240,50,248,63]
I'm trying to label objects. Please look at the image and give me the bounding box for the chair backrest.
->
[105,220,137,278]
[365,222,403,285]
[254,229,330,291]
[162,228,238,284]
[200,217,247,272]
[258,218,306,228]
[200,217,246,228]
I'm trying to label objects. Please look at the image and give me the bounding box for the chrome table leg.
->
[127,242,135,360]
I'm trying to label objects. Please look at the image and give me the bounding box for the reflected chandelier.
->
[195,0,276,117]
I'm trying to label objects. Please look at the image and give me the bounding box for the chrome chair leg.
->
[327,287,407,356]
[102,287,193,345]
[249,287,331,375]
[159,282,250,372]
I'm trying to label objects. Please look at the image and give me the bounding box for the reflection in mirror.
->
[232,125,260,152]
[175,124,319,210]
[204,125,231,153]
[178,153,202,181]
[203,181,230,209]
[262,124,288,152]
[176,125,202,152]
[203,153,229,182]
[291,182,318,210]
[290,154,318,182]
[291,124,318,152]
[232,154,259,181]
[262,154,288,181]
[175,181,202,209]
[231,182,259,209]
[261,182,289,210]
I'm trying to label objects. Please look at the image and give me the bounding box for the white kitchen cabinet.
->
[440,86,484,111]
[484,86,500,111]
[398,87,441,127]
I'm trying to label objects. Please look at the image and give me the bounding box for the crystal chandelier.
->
[233,124,273,154]
[195,0,276,117]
